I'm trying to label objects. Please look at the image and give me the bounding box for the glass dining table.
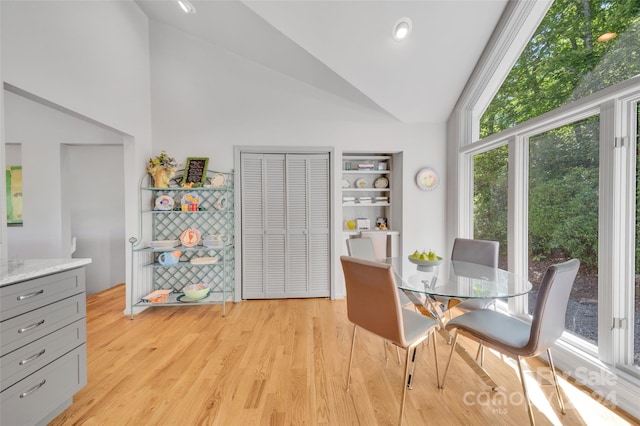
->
[383,257,533,390]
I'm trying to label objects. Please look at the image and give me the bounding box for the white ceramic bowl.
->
[183,283,210,300]
[407,256,443,272]
[203,239,223,248]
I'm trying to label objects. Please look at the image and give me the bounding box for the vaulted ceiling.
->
[136,0,510,123]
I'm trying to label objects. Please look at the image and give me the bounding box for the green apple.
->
[419,253,429,260]
[411,250,420,259]
[427,251,437,261]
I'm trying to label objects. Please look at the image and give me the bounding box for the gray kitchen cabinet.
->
[0,264,88,426]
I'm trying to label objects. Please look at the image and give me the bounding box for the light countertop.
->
[0,258,92,287]
[342,230,400,236]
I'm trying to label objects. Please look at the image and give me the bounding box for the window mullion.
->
[508,134,528,315]
[620,98,638,370]
[599,100,624,365]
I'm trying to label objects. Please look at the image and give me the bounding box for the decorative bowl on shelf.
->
[407,256,443,272]
[182,283,210,300]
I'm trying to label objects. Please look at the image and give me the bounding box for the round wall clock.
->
[416,167,439,191]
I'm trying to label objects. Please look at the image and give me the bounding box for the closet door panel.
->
[242,234,264,297]
[241,153,266,298]
[286,233,309,296]
[264,155,286,230]
[309,233,330,296]
[263,155,286,297]
[265,234,286,297]
[308,155,330,230]
[286,156,308,230]
[308,155,330,295]
[285,155,309,295]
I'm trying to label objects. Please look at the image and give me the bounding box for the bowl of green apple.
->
[408,250,443,272]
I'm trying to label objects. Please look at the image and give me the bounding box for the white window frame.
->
[447,1,640,418]
[460,74,640,421]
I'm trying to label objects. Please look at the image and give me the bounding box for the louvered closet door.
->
[240,152,330,299]
[264,154,287,296]
[307,155,330,296]
[286,154,330,297]
[240,153,266,298]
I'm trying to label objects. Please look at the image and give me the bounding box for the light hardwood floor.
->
[51,284,636,425]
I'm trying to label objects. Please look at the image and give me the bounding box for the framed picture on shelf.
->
[181,157,209,187]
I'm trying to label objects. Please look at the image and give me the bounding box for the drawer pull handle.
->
[19,379,46,398]
[18,319,45,334]
[19,349,46,365]
[17,289,44,301]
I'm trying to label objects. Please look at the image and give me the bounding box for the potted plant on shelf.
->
[147,151,178,188]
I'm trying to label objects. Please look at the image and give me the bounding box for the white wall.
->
[5,92,126,296]
[4,90,123,256]
[65,145,126,295]
[5,91,124,258]
[1,1,150,138]
[1,0,152,313]
[149,22,448,297]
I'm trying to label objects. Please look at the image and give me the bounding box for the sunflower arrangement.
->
[147,151,178,174]
[147,151,178,187]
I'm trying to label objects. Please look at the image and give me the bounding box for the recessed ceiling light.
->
[393,18,412,41]
[597,32,617,42]
[177,0,196,14]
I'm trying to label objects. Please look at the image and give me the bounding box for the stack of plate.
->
[148,240,180,249]
[358,197,372,204]
[190,256,220,265]
[343,196,356,205]
[375,196,389,203]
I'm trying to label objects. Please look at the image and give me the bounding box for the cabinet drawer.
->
[0,268,86,321]
[0,344,87,426]
[0,294,86,356]
[1,319,86,392]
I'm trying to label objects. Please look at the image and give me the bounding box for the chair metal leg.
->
[398,347,412,426]
[474,343,485,367]
[547,349,566,414]
[407,347,417,390]
[432,330,440,388]
[346,325,357,391]
[440,331,459,389]
[384,341,389,362]
[396,346,402,364]
[516,356,535,426]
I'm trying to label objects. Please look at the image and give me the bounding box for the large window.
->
[459,0,640,418]
[473,146,508,269]
[481,0,640,139]
[528,116,600,344]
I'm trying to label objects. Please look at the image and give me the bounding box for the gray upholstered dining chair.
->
[346,237,416,309]
[340,255,440,426]
[441,237,500,313]
[440,258,580,426]
[359,230,388,259]
[346,237,377,260]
